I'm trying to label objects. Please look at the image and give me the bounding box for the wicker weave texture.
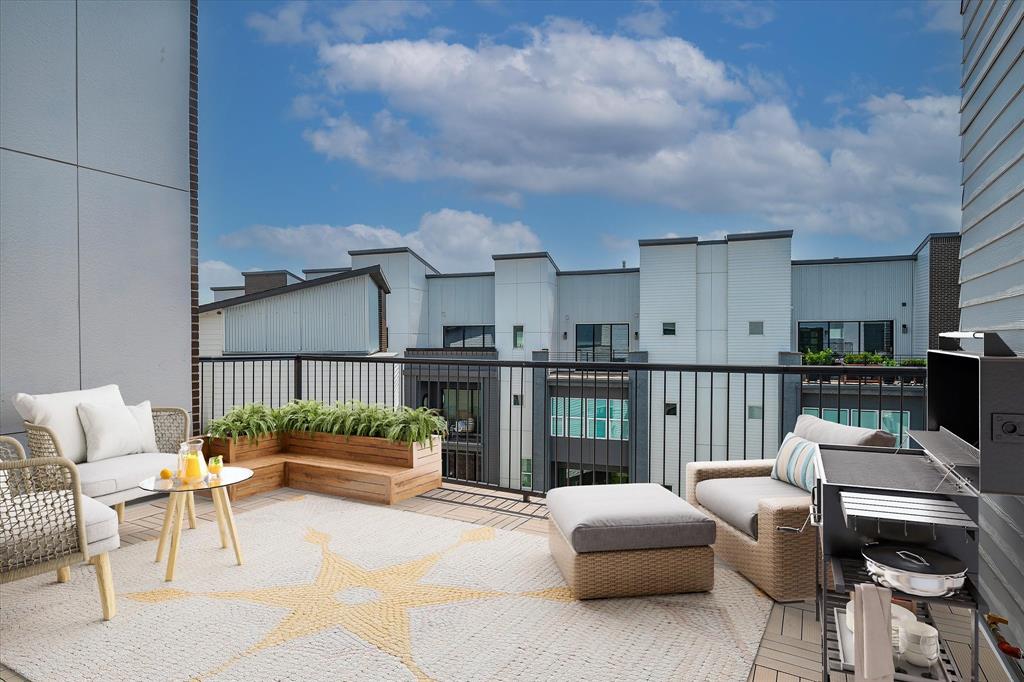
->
[548,520,714,599]
[0,455,87,583]
[685,460,816,602]
[152,407,189,453]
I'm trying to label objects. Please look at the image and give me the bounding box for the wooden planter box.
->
[205,432,442,504]
[207,433,283,463]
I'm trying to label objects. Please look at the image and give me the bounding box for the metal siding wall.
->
[960,0,1024,353]
[426,275,496,347]
[639,244,697,363]
[224,275,372,353]
[198,311,224,357]
[554,272,640,355]
[791,260,916,357]
[913,244,931,356]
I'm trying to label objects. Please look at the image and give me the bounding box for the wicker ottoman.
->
[547,483,715,599]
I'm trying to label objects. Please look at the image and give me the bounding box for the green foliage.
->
[275,400,327,433]
[844,352,886,365]
[206,403,279,441]
[208,400,448,446]
[900,358,927,367]
[881,358,899,367]
[802,348,834,365]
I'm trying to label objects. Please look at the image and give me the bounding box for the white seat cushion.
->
[77,452,179,499]
[12,385,125,463]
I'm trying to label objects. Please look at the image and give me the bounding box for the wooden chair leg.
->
[186,491,197,530]
[114,502,125,523]
[56,566,71,583]
[90,553,116,621]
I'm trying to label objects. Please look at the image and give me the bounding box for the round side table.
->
[138,467,254,581]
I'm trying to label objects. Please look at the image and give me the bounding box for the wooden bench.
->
[209,434,442,505]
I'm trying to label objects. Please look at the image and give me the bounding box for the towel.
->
[853,584,896,682]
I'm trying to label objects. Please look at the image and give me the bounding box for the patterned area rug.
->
[0,494,771,681]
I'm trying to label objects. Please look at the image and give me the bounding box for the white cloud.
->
[247,0,430,45]
[921,0,960,32]
[292,20,959,239]
[199,260,243,303]
[618,1,670,38]
[701,1,776,29]
[219,209,541,273]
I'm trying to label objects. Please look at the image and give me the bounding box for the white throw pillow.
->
[77,402,144,462]
[12,385,125,463]
[127,401,159,452]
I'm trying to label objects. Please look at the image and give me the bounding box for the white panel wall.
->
[0,0,77,163]
[426,275,496,347]
[791,259,916,357]
[639,244,697,363]
[199,311,225,357]
[912,245,931,357]
[493,257,557,359]
[554,272,640,356]
[0,1,192,436]
[351,252,429,353]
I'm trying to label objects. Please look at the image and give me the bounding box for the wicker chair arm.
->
[0,435,27,462]
[23,422,65,459]
[684,459,776,504]
[152,407,189,453]
[758,495,815,551]
[0,456,88,579]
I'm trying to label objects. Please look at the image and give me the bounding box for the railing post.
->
[778,351,802,438]
[294,356,303,401]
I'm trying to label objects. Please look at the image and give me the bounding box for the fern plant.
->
[386,406,449,446]
[275,400,327,433]
[206,403,279,441]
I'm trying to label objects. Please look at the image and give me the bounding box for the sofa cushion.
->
[547,482,715,553]
[78,402,145,462]
[127,401,159,452]
[12,385,125,463]
[794,414,895,447]
[78,452,179,498]
[695,476,808,539]
[771,432,819,492]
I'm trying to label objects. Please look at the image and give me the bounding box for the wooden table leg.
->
[164,492,187,582]
[186,491,197,529]
[216,488,243,566]
[155,493,179,563]
[211,487,229,549]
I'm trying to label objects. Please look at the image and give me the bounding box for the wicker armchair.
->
[0,436,119,620]
[24,406,189,520]
[685,459,816,602]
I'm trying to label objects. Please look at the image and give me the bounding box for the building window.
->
[521,458,532,489]
[662,322,676,336]
[512,394,522,407]
[664,402,678,416]
[550,397,629,440]
[575,323,629,361]
[747,405,763,420]
[798,321,894,356]
[443,325,495,348]
[748,321,764,336]
[513,325,524,348]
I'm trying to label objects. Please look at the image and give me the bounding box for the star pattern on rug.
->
[127,525,564,681]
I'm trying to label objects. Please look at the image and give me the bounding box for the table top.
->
[138,466,254,493]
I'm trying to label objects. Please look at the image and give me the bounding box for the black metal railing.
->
[198,354,926,498]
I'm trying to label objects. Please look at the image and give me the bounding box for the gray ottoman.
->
[546,483,716,599]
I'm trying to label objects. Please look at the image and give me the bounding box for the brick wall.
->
[927,235,961,351]
[189,0,200,435]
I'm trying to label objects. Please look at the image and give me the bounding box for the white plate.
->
[845,600,916,633]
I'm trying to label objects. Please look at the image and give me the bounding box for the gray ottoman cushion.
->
[695,476,808,539]
[547,483,715,553]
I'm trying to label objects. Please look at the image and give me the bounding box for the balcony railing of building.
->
[198,354,927,498]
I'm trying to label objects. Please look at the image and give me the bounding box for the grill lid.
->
[862,543,967,577]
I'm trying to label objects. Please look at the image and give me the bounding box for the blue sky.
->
[199,0,962,299]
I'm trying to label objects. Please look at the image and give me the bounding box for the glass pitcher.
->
[177,437,208,484]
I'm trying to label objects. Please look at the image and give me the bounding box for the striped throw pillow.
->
[771,432,819,492]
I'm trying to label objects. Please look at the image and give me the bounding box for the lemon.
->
[159,468,172,480]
